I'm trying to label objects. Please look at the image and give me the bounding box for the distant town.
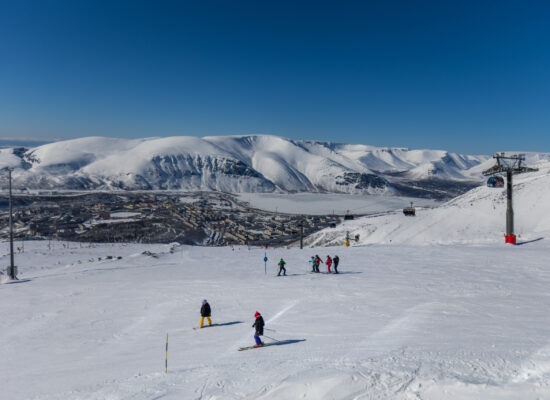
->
[0,191,341,246]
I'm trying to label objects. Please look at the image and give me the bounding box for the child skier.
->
[277,258,287,276]
[310,256,316,272]
[252,311,265,347]
[333,255,340,274]
[200,299,212,327]
[326,255,332,273]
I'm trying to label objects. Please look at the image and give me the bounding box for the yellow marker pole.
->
[165,333,168,373]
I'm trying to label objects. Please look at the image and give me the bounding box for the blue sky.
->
[1,1,549,154]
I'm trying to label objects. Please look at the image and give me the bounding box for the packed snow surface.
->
[2,240,550,399]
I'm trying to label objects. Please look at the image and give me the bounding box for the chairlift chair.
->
[487,175,504,188]
[403,202,415,216]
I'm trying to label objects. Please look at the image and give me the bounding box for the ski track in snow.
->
[1,241,550,399]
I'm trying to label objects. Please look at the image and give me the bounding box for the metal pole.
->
[8,168,15,279]
[506,170,514,236]
[299,219,303,250]
[165,333,168,373]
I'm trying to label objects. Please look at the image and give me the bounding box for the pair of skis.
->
[193,324,276,350]
[238,342,277,351]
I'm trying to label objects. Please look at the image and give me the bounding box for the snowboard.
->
[238,342,277,351]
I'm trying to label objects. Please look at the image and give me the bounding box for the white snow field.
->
[2,240,550,399]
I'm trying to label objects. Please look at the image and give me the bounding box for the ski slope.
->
[307,160,550,246]
[1,240,550,399]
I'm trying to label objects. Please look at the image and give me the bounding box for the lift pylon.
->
[482,153,538,244]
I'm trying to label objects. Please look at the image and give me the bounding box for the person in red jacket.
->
[326,255,332,273]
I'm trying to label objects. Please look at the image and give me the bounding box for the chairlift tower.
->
[482,153,538,244]
[2,167,17,280]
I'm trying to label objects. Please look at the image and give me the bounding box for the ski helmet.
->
[254,311,261,318]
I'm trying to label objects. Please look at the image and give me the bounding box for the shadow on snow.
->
[208,321,244,327]
[269,339,306,347]
[516,237,544,246]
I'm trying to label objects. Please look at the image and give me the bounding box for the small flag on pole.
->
[165,333,168,373]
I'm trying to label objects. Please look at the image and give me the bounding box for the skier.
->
[200,299,212,327]
[333,255,340,274]
[326,255,332,273]
[310,256,316,272]
[314,255,323,273]
[277,258,287,276]
[252,311,265,347]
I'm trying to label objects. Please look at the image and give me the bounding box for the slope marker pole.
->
[165,333,168,373]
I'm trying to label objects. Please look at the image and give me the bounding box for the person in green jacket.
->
[277,258,287,276]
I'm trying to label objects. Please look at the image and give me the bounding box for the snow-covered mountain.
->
[306,157,550,246]
[0,135,490,196]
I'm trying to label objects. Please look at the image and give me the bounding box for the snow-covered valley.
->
[1,240,550,399]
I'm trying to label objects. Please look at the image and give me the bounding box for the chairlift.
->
[344,210,354,220]
[403,202,415,216]
[487,175,504,188]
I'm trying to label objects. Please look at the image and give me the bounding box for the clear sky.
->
[1,1,549,154]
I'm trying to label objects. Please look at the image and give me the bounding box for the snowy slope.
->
[0,135,490,194]
[306,159,550,246]
[2,241,550,399]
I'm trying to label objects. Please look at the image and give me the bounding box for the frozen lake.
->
[237,193,440,215]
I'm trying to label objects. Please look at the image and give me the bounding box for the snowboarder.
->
[277,258,287,276]
[326,255,332,273]
[200,299,212,327]
[252,311,265,347]
[333,255,340,274]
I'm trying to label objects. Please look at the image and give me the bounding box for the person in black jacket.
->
[333,255,340,274]
[252,311,265,347]
[200,299,212,327]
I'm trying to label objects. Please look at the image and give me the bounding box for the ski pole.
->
[265,328,277,332]
[263,334,280,342]
[165,333,168,373]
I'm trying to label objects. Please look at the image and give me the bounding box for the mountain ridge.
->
[0,135,492,197]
